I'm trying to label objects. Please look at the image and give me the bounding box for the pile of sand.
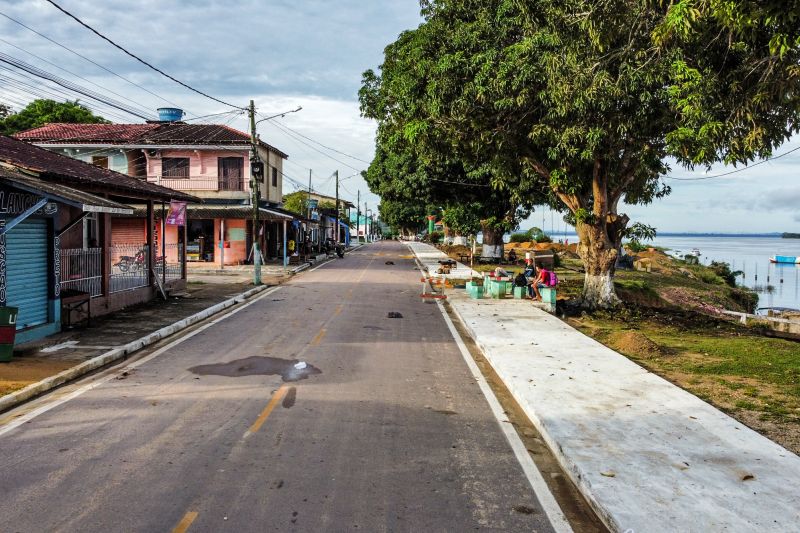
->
[608,330,670,358]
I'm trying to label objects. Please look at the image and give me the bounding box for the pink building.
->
[16,121,297,266]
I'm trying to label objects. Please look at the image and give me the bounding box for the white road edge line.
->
[0,286,282,439]
[435,300,573,533]
[409,250,572,533]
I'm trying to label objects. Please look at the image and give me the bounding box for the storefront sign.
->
[165,200,187,226]
[0,187,57,216]
[0,220,5,306]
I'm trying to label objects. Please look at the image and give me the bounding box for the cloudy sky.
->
[0,1,797,234]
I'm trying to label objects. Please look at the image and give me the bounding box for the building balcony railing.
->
[146,175,247,192]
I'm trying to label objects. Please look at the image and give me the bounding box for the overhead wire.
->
[0,37,157,118]
[0,52,154,120]
[43,0,243,110]
[664,146,800,181]
[263,118,363,173]
[0,11,194,116]
[271,118,372,164]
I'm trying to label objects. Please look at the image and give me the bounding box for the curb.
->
[0,284,274,415]
[406,242,608,530]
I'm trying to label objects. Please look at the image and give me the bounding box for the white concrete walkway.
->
[409,242,800,533]
[406,241,480,280]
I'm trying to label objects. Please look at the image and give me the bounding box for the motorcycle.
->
[114,248,165,272]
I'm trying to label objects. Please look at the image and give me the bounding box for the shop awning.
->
[125,203,296,221]
[0,167,133,214]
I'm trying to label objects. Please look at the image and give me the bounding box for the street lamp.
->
[249,104,302,284]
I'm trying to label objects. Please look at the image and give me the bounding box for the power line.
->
[664,146,800,181]
[266,119,362,172]
[0,11,191,115]
[43,0,243,110]
[271,118,373,164]
[0,37,156,118]
[0,52,153,120]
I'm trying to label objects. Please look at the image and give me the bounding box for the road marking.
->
[334,305,343,316]
[171,511,198,533]
[311,328,327,345]
[407,251,572,532]
[0,286,283,438]
[245,384,289,437]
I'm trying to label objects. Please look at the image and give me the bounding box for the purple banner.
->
[166,201,187,226]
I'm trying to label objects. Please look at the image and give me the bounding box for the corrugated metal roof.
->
[0,167,133,214]
[0,135,197,202]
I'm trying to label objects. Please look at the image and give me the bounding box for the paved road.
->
[0,242,559,532]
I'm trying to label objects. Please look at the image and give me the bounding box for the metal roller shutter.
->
[6,218,49,330]
[111,218,146,245]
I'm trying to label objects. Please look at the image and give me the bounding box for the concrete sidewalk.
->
[409,242,800,533]
[406,241,481,280]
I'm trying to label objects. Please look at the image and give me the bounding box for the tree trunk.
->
[481,223,504,259]
[452,235,467,246]
[576,221,622,309]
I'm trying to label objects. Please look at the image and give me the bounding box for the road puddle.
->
[189,356,321,382]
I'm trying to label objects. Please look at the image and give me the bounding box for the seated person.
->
[530,267,558,301]
[507,249,517,263]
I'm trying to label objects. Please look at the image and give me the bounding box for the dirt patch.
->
[658,287,725,315]
[0,357,76,395]
[608,330,671,358]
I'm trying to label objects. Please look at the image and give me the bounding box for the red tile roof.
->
[0,135,197,202]
[15,122,288,158]
[15,123,161,143]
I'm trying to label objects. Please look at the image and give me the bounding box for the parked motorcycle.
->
[114,248,165,272]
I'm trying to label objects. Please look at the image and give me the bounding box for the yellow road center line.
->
[334,305,343,316]
[172,511,198,533]
[246,385,289,436]
[311,328,327,345]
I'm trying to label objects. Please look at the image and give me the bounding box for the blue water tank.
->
[157,108,184,122]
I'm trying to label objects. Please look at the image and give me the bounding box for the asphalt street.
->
[0,241,561,532]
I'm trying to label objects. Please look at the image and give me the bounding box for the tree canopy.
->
[361,0,800,307]
[0,99,109,136]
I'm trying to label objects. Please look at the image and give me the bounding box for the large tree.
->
[0,99,109,136]
[362,0,800,308]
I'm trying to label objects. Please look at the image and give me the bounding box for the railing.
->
[155,243,184,282]
[109,244,150,293]
[61,248,102,297]
[147,175,246,192]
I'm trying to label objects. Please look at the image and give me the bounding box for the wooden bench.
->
[61,289,91,327]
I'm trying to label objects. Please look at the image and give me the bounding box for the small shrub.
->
[535,233,553,243]
[626,240,649,253]
[708,261,742,288]
[509,232,531,243]
[729,288,758,313]
[424,231,443,244]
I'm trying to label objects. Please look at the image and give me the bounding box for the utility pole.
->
[356,190,360,243]
[248,99,262,286]
[365,202,368,242]
[334,170,340,245]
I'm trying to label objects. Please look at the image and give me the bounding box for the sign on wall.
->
[166,201,187,226]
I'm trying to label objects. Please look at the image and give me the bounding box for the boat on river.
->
[770,255,800,264]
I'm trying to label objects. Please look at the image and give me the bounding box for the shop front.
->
[0,169,133,343]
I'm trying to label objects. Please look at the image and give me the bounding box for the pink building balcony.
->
[146,175,248,192]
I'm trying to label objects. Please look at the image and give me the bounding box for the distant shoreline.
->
[538,232,788,238]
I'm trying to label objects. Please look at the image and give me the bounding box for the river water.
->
[504,233,800,310]
[650,236,800,311]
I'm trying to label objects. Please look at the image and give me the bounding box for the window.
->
[271,167,278,187]
[83,213,99,249]
[162,157,190,178]
[91,156,108,169]
[218,157,244,191]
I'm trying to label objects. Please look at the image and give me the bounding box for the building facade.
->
[16,121,295,267]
